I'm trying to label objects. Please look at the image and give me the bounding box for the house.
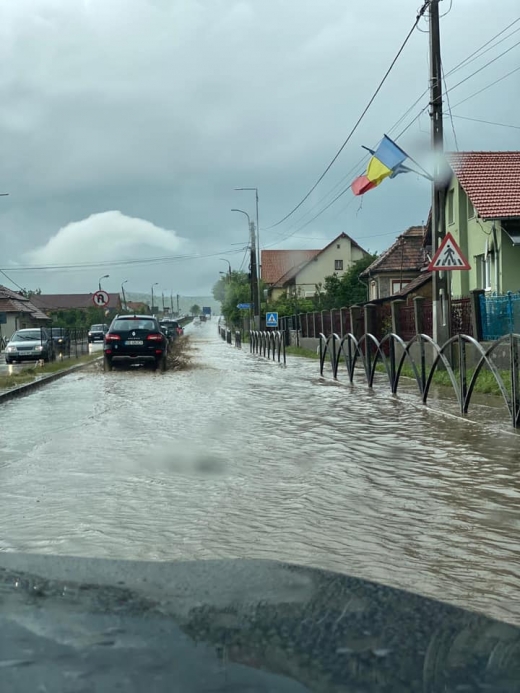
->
[126,301,150,313]
[0,286,51,340]
[442,151,520,297]
[360,226,428,301]
[31,293,122,314]
[261,233,369,301]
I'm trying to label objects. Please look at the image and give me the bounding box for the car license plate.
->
[126,340,143,345]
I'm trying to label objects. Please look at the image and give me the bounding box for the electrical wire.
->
[0,269,25,291]
[450,114,520,130]
[442,62,460,151]
[450,65,520,108]
[264,0,431,230]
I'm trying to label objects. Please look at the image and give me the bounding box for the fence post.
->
[511,334,520,428]
[364,303,377,336]
[321,310,326,336]
[339,308,345,338]
[470,289,485,342]
[350,305,363,340]
[413,296,425,335]
[391,299,405,336]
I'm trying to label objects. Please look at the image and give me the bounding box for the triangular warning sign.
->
[428,232,471,271]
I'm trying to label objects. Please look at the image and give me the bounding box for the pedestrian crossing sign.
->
[266,311,278,328]
[428,232,471,271]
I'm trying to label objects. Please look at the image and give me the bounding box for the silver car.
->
[4,328,55,364]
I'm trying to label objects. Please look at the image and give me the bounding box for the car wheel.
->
[103,356,113,372]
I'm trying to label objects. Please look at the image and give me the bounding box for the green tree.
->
[20,288,42,298]
[190,304,201,315]
[212,271,251,327]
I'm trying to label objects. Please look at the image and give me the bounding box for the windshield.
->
[90,324,105,331]
[11,330,43,341]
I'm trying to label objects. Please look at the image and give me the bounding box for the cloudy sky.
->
[0,0,518,297]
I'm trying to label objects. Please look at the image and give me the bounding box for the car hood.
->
[0,555,518,692]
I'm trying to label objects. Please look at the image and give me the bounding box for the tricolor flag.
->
[351,135,412,196]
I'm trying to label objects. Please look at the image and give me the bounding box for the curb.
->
[0,357,103,405]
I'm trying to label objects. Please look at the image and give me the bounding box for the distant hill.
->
[126,292,220,315]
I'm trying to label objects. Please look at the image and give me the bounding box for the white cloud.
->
[25,210,188,265]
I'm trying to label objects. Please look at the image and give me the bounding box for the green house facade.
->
[443,152,520,298]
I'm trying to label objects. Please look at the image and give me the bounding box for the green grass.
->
[286,345,320,359]
[375,362,511,397]
[0,353,100,391]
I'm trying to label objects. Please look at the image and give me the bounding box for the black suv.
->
[103,315,168,371]
[88,324,109,343]
[159,319,183,341]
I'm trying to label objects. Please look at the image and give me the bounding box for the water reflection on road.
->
[0,321,519,625]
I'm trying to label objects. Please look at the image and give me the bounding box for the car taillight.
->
[146,334,163,341]
[176,328,182,334]
[105,334,121,342]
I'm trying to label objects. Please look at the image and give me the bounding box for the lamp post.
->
[236,187,261,322]
[220,258,232,277]
[98,274,109,291]
[231,208,259,328]
[151,283,158,315]
[121,280,128,312]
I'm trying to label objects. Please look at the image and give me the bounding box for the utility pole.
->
[170,291,174,315]
[429,0,449,344]
[176,294,180,315]
[250,221,260,327]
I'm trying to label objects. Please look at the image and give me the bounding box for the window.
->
[467,196,475,219]
[447,189,455,225]
[370,280,378,300]
[334,259,343,271]
[476,254,491,291]
[391,280,410,295]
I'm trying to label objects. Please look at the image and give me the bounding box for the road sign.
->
[428,232,471,271]
[92,290,110,307]
[266,311,278,328]
[237,303,251,309]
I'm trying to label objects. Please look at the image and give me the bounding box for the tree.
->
[190,304,201,315]
[212,271,251,327]
[20,288,42,298]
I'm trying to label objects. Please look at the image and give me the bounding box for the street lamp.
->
[98,274,109,291]
[121,280,128,312]
[151,283,158,314]
[220,258,232,276]
[235,188,261,320]
[232,208,259,327]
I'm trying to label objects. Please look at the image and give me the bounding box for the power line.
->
[265,17,520,246]
[450,114,520,130]
[446,38,520,94]
[450,65,520,108]
[0,269,25,291]
[264,0,430,230]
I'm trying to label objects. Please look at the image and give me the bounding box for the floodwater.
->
[0,321,519,626]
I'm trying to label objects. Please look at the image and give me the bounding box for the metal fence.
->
[480,292,520,341]
[319,331,520,429]
[250,331,286,365]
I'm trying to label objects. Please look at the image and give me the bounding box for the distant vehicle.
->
[202,307,211,320]
[50,327,71,354]
[5,328,55,364]
[159,320,184,340]
[199,314,207,323]
[88,324,109,343]
[103,315,168,372]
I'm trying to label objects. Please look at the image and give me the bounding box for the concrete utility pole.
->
[429,0,449,343]
[236,188,262,324]
[177,294,180,315]
[249,221,260,324]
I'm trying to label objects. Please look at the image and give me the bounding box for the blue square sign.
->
[266,312,278,328]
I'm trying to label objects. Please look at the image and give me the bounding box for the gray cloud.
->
[0,0,518,295]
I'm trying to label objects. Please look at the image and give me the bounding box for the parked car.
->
[5,328,55,363]
[88,323,109,343]
[103,315,168,371]
[159,320,184,340]
[50,327,71,354]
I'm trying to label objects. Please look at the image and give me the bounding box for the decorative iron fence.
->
[318,331,520,428]
[480,292,520,340]
[250,331,286,365]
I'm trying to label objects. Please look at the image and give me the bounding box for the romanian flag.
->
[351,135,410,196]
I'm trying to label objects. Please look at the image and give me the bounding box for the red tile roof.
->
[0,286,51,321]
[261,249,320,284]
[361,226,427,277]
[262,233,368,285]
[446,151,520,219]
[31,293,121,311]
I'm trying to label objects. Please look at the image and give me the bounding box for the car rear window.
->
[111,319,157,332]
[91,325,104,330]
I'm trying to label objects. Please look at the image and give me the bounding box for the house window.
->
[476,254,491,291]
[334,259,343,271]
[391,280,410,295]
[447,189,455,225]
[370,281,378,300]
[467,196,475,219]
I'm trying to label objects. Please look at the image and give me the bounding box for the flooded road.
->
[0,321,519,625]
